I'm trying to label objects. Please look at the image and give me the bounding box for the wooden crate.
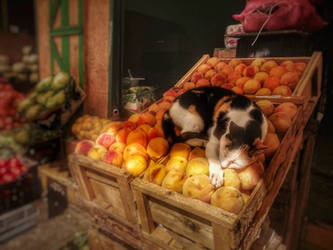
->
[172,52,322,109]
[131,103,304,250]
[68,153,137,229]
[38,162,82,208]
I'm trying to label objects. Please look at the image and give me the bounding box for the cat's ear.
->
[252,138,267,155]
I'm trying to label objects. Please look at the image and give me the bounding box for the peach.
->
[260,60,278,73]
[126,129,147,148]
[267,120,276,133]
[294,62,307,73]
[264,133,280,158]
[148,103,159,113]
[128,113,140,123]
[207,57,220,67]
[243,65,258,77]
[224,169,241,190]
[281,60,294,71]
[170,143,191,159]
[251,58,266,67]
[242,193,250,204]
[255,88,272,96]
[166,156,188,173]
[238,163,262,191]
[144,162,167,185]
[196,78,211,88]
[109,142,126,153]
[102,150,123,166]
[228,71,242,84]
[137,124,152,134]
[183,81,196,91]
[87,145,108,161]
[215,61,228,72]
[280,71,300,89]
[197,64,212,74]
[275,102,297,119]
[163,95,176,103]
[254,72,269,84]
[221,65,233,77]
[231,86,244,95]
[75,140,95,156]
[123,121,137,131]
[228,59,243,68]
[211,73,226,86]
[243,79,261,94]
[123,143,148,160]
[188,147,205,161]
[96,132,116,149]
[269,112,292,133]
[211,186,244,214]
[158,101,172,110]
[155,108,167,121]
[263,76,280,91]
[182,175,214,203]
[269,66,286,79]
[204,69,217,80]
[234,63,247,74]
[147,127,164,141]
[272,86,292,96]
[235,77,251,89]
[147,137,169,160]
[103,121,124,134]
[125,155,148,176]
[221,83,234,90]
[256,100,275,116]
[163,89,178,98]
[137,112,156,126]
[162,169,186,193]
[115,128,132,144]
[186,157,209,177]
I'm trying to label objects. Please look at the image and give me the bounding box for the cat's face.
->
[219,121,266,169]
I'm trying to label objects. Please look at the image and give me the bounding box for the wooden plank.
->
[132,178,236,229]
[150,201,213,249]
[303,223,333,250]
[117,177,137,224]
[132,189,154,234]
[69,154,131,180]
[213,223,234,250]
[241,132,303,250]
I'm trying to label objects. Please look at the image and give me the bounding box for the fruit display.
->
[0,157,29,184]
[73,111,168,177]
[17,72,71,120]
[0,84,25,130]
[178,57,307,96]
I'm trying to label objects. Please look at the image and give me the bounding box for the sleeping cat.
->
[162,86,268,188]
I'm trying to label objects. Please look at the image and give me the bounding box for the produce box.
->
[0,157,41,215]
[131,102,304,250]
[68,153,137,229]
[169,52,322,111]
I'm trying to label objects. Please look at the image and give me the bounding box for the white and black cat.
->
[162,86,268,188]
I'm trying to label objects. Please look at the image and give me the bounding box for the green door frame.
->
[108,0,123,118]
[49,0,84,88]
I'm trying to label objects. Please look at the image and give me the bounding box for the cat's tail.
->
[161,110,177,144]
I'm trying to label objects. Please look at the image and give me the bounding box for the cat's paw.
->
[209,162,224,188]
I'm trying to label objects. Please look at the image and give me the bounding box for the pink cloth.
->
[233,0,327,33]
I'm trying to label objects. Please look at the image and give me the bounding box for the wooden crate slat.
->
[132,178,237,228]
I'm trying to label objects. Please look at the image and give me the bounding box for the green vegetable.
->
[14,128,30,145]
[25,104,42,120]
[17,97,34,113]
[51,72,70,90]
[36,90,54,105]
[36,76,53,92]
[45,90,66,109]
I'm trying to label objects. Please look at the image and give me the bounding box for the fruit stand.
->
[64,52,322,249]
